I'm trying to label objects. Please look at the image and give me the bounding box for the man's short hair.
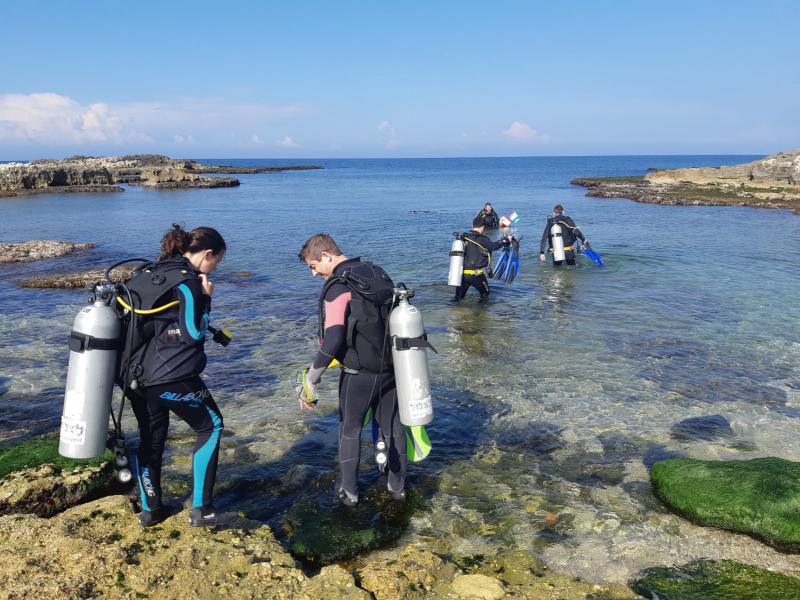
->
[472,215,486,228]
[554,204,564,212]
[298,233,343,262]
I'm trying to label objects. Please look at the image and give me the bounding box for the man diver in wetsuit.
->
[454,215,511,301]
[474,202,500,229]
[539,204,589,267]
[297,234,407,507]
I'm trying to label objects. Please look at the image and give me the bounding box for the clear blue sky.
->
[0,0,797,159]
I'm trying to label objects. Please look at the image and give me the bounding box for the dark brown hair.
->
[298,233,343,262]
[553,204,564,213]
[159,224,226,261]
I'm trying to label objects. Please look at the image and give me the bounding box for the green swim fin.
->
[405,425,431,462]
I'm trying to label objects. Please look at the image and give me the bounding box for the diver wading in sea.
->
[297,234,434,508]
[450,215,512,301]
[118,225,233,528]
[539,204,590,267]
[474,202,500,229]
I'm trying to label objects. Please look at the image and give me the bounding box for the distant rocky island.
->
[572,150,800,214]
[0,154,323,197]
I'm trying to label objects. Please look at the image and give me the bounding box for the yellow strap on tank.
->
[115,296,180,315]
[463,268,487,275]
[548,246,573,253]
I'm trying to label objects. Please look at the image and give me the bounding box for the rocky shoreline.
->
[572,150,800,214]
[0,155,323,197]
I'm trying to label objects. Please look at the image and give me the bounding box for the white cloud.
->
[502,121,549,143]
[377,120,399,148]
[251,134,265,145]
[276,135,298,148]
[173,133,195,144]
[0,93,152,144]
[0,92,308,149]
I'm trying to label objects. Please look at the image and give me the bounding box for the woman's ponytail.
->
[159,223,191,260]
[158,223,226,261]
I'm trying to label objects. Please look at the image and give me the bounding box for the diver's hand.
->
[583,240,590,247]
[539,253,546,262]
[199,274,214,296]
[295,368,318,411]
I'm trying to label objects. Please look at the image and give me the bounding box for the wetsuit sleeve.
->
[176,279,210,342]
[540,219,552,253]
[308,283,351,384]
[484,237,507,252]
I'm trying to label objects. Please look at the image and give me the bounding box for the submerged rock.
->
[670,414,734,442]
[572,149,800,214]
[651,456,800,551]
[283,483,414,565]
[0,240,94,263]
[631,559,800,599]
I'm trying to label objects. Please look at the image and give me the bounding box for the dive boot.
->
[190,506,236,528]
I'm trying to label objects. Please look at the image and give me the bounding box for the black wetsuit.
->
[454,231,508,301]
[309,258,407,500]
[475,208,500,229]
[126,257,223,513]
[540,215,585,266]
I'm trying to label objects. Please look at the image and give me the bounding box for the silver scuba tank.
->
[448,234,465,286]
[550,222,566,262]
[59,284,121,459]
[390,288,434,426]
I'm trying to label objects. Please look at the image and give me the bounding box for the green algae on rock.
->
[285,487,416,565]
[651,456,800,551]
[0,433,112,480]
[631,559,800,600]
[0,433,117,517]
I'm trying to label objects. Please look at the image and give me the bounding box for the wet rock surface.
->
[0,240,95,263]
[630,559,800,599]
[572,149,800,214]
[651,456,800,551]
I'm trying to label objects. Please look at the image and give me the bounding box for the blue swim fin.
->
[492,246,509,280]
[505,238,521,283]
[582,246,604,267]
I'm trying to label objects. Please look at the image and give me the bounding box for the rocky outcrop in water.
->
[0,240,95,263]
[572,149,800,214]
[0,155,325,197]
[16,265,136,289]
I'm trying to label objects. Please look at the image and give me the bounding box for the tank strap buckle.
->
[394,333,437,354]
[69,331,120,353]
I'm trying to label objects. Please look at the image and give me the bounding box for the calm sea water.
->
[2,156,800,581]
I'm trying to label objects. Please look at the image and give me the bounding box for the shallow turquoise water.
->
[2,156,800,581]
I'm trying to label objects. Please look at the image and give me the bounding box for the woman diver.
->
[125,224,232,528]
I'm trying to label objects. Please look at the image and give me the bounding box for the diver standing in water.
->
[123,225,233,528]
[474,202,500,229]
[297,234,408,507]
[539,204,589,267]
[452,215,511,302]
